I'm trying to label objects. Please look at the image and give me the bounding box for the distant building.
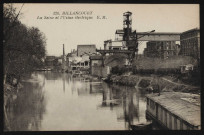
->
[90,55,103,67]
[44,56,64,70]
[67,49,91,73]
[180,28,200,60]
[77,44,96,57]
[143,41,180,59]
[57,57,63,64]
[44,56,56,67]
[66,49,77,67]
[104,40,126,50]
[70,55,90,71]
[89,55,110,78]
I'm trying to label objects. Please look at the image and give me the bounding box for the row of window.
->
[144,51,176,58]
[181,32,199,39]
[158,105,193,130]
[146,45,177,51]
[181,44,197,49]
[181,38,198,43]
[181,43,198,48]
[181,48,197,56]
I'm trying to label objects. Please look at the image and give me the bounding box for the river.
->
[5,71,160,131]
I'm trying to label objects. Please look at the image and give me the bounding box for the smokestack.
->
[63,44,65,56]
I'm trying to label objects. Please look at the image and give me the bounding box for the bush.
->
[111,65,131,75]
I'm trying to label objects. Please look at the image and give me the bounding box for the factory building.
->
[104,39,126,51]
[180,28,200,60]
[77,44,96,56]
[143,41,180,59]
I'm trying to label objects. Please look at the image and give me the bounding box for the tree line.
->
[3,4,47,86]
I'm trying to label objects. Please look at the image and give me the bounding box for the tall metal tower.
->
[122,11,138,63]
[123,11,138,51]
[123,11,132,42]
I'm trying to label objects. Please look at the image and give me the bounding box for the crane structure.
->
[97,11,155,65]
[122,11,139,63]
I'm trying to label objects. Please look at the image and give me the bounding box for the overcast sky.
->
[12,4,199,56]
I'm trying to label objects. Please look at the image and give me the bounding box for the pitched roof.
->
[90,55,102,60]
[77,44,96,48]
[181,28,200,34]
[146,92,200,127]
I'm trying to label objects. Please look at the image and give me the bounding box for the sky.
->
[12,4,199,56]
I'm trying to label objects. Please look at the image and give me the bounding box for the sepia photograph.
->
[3,3,200,131]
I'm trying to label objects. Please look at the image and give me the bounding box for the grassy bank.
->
[105,74,200,94]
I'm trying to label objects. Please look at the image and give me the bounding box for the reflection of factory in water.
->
[66,75,148,129]
[26,72,165,130]
[99,83,148,129]
[69,76,104,96]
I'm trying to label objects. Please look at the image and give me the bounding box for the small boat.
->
[130,121,152,130]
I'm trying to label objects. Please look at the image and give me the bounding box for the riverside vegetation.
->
[3,4,47,130]
[105,55,200,94]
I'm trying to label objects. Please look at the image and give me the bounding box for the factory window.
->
[183,123,187,130]
[161,108,163,122]
[174,117,177,130]
[85,61,88,66]
[180,121,183,130]
[187,125,190,130]
[169,114,172,129]
[164,110,167,126]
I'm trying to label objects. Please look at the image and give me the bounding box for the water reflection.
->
[100,84,148,130]
[6,72,150,131]
[6,75,46,131]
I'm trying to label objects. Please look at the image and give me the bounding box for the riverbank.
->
[105,74,200,94]
[4,83,23,131]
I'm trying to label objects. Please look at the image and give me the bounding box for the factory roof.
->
[137,32,181,35]
[115,29,181,35]
[115,29,124,34]
[181,28,200,34]
[146,92,200,127]
[89,55,102,60]
[77,44,96,48]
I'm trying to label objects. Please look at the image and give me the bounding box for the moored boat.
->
[130,121,152,130]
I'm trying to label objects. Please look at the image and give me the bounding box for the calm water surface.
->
[6,72,154,131]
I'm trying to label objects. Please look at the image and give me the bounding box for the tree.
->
[3,4,46,85]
